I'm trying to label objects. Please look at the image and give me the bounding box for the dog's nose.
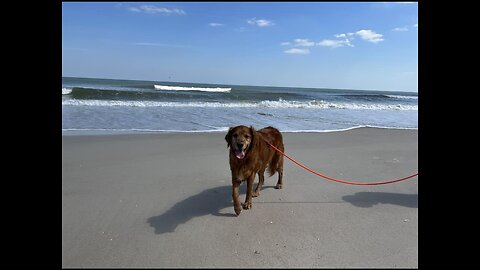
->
[237,143,244,149]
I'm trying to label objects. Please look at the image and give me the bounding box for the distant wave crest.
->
[386,94,418,100]
[154,84,231,93]
[62,87,73,95]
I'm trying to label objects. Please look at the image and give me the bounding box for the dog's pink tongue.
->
[235,150,245,159]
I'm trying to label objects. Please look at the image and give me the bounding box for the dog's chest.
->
[229,156,256,181]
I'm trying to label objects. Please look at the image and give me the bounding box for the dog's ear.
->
[225,127,233,148]
[249,126,257,148]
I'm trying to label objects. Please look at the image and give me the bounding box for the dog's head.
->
[225,125,256,160]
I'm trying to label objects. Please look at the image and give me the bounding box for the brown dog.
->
[225,125,284,215]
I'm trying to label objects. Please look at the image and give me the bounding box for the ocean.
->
[62,77,418,135]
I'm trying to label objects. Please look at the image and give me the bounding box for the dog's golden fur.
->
[225,125,284,215]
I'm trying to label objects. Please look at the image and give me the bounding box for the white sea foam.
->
[386,94,418,100]
[62,99,418,110]
[154,84,231,93]
[258,100,418,110]
[62,87,73,95]
[62,127,230,135]
[61,125,417,136]
[280,125,418,133]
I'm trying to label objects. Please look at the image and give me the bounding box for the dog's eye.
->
[233,134,238,138]
[245,135,250,139]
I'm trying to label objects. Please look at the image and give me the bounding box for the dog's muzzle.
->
[234,143,246,159]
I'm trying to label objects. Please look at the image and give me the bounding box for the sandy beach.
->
[62,127,418,268]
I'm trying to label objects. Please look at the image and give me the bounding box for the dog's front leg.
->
[242,173,255,210]
[232,179,242,216]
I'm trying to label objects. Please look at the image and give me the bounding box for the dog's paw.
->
[242,202,252,210]
[234,207,242,216]
[252,191,260,197]
[275,184,283,189]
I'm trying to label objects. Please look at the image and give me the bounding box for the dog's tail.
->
[268,144,284,177]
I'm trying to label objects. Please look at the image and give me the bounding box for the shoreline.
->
[62,125,418,137]
[62,127,418,267]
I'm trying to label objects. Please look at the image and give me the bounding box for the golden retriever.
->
[225,125,284,215]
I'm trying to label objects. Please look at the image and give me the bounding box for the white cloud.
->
[317,39,354,48]
[392,27,408,31]
[280,29,384,54]
[281,38,315,47]
[284,48,310,54]
[128,5,186,15]
[334,33,354,38]
[209,23,224,27]
[355,29,384,43]
[293,38,315,47]
[247,18,275,27]
[317,32,355,48]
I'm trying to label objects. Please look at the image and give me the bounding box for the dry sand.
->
[62,127,418,268]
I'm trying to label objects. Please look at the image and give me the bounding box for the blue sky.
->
[62,2,418,92]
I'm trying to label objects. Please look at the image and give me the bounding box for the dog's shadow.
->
[342,192,418,208]
[147,186,418,234]
[147,184,248,234]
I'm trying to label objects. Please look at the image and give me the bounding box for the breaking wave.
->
[154,84,231,93]
[62,99,417,110]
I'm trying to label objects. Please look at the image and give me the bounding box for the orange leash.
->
[265,141,418,186]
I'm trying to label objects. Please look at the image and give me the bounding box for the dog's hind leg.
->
[253,169,265,197]
[275,156,284,189]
